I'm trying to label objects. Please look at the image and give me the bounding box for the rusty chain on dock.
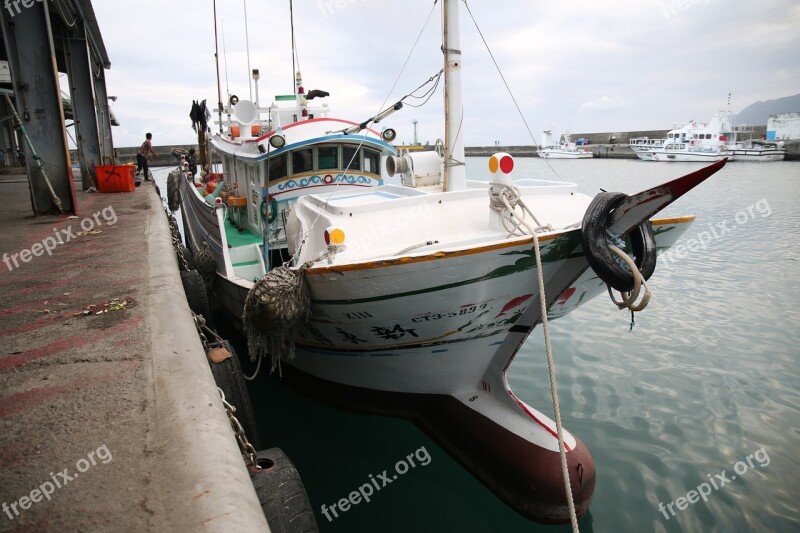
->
[218,388,259,471]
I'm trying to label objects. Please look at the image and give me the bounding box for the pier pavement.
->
[0,172,268,531]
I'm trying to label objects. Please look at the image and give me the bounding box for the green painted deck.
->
[224,216,262,248]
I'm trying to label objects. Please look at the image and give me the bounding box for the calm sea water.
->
[163,158,800,532]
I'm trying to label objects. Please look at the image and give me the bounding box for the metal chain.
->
[166,197,259,470]
[165,209,191,271]
[218,387,259,470]
[192,312,211,351]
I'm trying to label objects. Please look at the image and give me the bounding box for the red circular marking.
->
[323,174,334,184]
[500,155,514,174]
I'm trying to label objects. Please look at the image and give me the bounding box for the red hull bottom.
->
[278,362,596,524]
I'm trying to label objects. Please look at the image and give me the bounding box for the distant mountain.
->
[735,93,800,126]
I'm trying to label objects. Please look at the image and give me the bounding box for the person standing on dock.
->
[136,133,158,182]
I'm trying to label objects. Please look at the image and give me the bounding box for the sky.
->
[86,0,800,148]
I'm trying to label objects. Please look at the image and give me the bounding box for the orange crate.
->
[96,165,135,193]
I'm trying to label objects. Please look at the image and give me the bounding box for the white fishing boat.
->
[538,130,593,159]
[628,136,663,157]
[175,0,727,523]
[726,122,786,161]
[630,114,731,162]
[630,109,785,162]
[728,139,786,161]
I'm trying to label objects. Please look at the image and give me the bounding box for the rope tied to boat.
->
[581,192,656,328]
[242,263,312,376]
[488,182,553,235]
[491,182,579,532]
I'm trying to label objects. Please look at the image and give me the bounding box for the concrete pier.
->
[0,171,268,531]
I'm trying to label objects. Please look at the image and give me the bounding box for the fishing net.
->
[243,263,311,374]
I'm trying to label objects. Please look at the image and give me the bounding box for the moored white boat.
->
[631,108,785,162]
[631,114,731,162]
[175,0,728,523]
[728,139,786,161]
[538,130,593,159]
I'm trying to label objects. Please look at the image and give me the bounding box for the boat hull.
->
[648,149,727,162]
[729,148,786,161]
[538,149,592,159]
[277,362,596,524]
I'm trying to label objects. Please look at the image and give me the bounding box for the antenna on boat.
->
[221,19,231,99]
[213,0,223,134]
[290,0,301,95]
[243,0,253,101]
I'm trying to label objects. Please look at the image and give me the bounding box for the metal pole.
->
[442,0,466,191]
[4,94,63,213]
[244,0,253,101]
[213,0,223,134]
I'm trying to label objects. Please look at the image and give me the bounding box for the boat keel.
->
[278,363,595,524]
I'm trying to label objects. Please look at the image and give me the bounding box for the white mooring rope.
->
[492,183,579,532]
[530,224,580,533]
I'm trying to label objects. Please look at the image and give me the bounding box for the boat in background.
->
[175,0,728,524]
[538,131,593,159]
[631,109,785,162]
[630,114,730,162]
[726,122,786,160]
[628,137,663,158]
[728,139,785,161]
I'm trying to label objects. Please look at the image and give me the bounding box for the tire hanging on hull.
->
[167,169,182,212]
[580,192,657,292]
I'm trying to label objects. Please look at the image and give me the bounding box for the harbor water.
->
[163,159,799,532]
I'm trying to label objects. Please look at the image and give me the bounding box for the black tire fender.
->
[180,269,214,328]
[167,169,182,212]
[581,192,657,292]
[209,341,260,449]
[178,245,197,271]
[251,447,318,533]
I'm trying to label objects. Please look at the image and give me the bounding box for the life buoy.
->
[260,195,279,224]
[580,192,657,292]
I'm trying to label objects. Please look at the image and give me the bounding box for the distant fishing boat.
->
[630,114,730,162]
[175,0,727,524]
[630,109,785,162]
[538,131,593,159]
[727,138,786,161]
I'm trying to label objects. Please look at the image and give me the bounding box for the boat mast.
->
[442,0,466,191]
[244,0,253,101]
[213,0,223,135]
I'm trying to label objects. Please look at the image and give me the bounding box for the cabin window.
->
[292,149,313,174]
[268,153,288,181]
[343,146,361,171]
[363,149,380,174]
[317,146,338,170]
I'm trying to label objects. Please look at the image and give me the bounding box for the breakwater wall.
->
[465,125,800,160]
[103,129,799,164]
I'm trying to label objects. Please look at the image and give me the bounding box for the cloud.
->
[579,95,633,112]
[85,0,800,147]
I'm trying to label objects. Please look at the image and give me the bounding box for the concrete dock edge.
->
[145,189,269,531]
